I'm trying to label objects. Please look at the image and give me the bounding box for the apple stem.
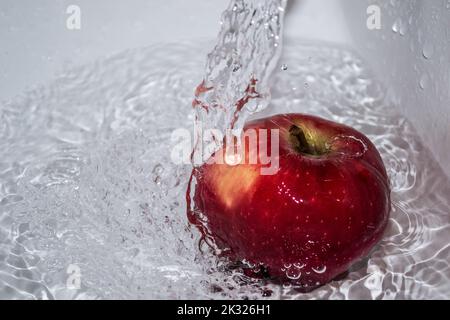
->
[289,125,316,155]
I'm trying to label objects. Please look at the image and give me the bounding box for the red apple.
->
[190,113,390,288]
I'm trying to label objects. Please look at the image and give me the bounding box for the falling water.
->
[192,0,287,164]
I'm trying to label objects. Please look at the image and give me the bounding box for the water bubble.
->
[232,63,241,72]
[281,64,288,71]
[152,164,164,175]
[286,269,302,280]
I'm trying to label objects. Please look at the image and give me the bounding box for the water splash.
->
[187,0,287,250]
[193,0,287,159]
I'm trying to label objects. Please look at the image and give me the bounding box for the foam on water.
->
[0,41,449,299]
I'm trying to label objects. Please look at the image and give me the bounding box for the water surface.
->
[0,41,449,299]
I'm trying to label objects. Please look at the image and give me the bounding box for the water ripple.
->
[0,41,449,299]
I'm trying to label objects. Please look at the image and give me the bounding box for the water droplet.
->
[312,265,327,274]
[284,265,302,280]
[286,269,301,280]
[152,164,164,174]
[293,262,306,269]
[422,42,435,59]
[281,64,288,71]
[392,19,400,33]
[392,18,407,35]
[419,73,429,90]
[399,22,407,36]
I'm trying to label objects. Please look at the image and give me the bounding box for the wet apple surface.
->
[191,114,391,288]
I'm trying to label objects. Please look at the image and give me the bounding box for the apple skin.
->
[190,114,390,288]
